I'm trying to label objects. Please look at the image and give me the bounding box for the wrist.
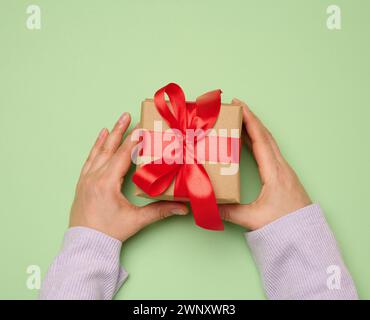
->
[250,200,313,231]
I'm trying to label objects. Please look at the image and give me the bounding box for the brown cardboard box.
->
[135,99,242,204]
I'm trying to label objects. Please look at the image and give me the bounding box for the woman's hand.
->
[219,99,311,231]
[69,112,188,242]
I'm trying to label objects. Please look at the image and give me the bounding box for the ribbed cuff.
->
[63,227,123,262]
[39,227,128,300]
[63,227,129,282]
[246,204,324,247]
[245,204,358,300]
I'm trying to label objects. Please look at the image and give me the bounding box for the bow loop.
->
[133,162,181,197]
[192,89,222,131]
[154,83,187,132]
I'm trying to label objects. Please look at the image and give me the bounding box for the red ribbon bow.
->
[133,83,224,230]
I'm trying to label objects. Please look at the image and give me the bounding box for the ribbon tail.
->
[181,164,224,231]
[133,162,181,197]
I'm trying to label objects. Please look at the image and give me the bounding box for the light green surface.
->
[1,0,369,299]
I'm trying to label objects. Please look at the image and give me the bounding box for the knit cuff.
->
[63,227,123,263]
[245,204,358,299]
[246,204,324,250]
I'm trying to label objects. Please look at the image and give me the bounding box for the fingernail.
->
[170,208,188,215]
[242,106,249,115]
[118,112,129,126]
[98,128,108,139]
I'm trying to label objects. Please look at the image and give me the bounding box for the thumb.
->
[219,204,258,230]
[138,201,189,226]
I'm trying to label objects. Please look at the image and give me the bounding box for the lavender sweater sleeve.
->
[40,204,358,300]
[246,204,358,300]
[39,227,128,300]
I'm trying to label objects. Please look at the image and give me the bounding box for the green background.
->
[0,0,369,299]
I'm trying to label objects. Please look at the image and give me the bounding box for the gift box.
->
[133,83,243,231]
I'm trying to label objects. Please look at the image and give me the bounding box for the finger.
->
[241,124,252,149]
[104,113,131,153]
[232,99,252,149]
[81,128,109,176]
[219,204,259,230]
[233,98,282,158]
[90,112,131,171]
[108,124,139,179]
[249,112,285,164]
[265,127,283,161]
[232,98,278,182]
[138,201,189,226]
[233,98,274,147]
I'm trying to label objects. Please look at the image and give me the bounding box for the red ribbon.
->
[133,83,224,231]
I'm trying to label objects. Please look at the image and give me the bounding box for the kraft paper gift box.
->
[134,99,243,204]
